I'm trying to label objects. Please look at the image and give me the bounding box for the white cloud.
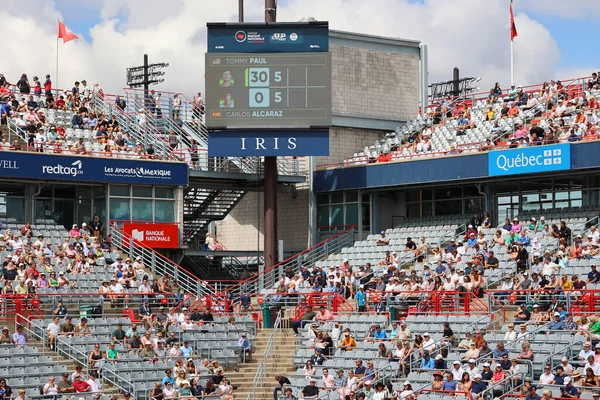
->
[0,0,583,102]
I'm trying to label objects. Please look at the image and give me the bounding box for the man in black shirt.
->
[404,237,416,252]
[274,375,292,400]
[301,379,319,398]
[530,122,545,140]
[516,244,529,273]
[485,251,499,269]
[211,369,225,385]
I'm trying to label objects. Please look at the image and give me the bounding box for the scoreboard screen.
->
[205,52,331,129]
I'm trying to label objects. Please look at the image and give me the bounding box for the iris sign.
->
[488,143,571,177]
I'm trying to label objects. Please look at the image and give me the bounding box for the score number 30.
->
[245,68,283,108]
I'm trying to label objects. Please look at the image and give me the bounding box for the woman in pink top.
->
[69,224,80,237]
[511,218,522,233]
[513,124,527,139]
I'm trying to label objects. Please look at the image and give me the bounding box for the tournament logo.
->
[235,31,247,43]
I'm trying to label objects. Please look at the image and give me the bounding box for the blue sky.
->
[525,12,600,70]
[54,0,600,72]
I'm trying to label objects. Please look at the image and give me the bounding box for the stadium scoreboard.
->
[205,52,331,129]
[206,21,330,156]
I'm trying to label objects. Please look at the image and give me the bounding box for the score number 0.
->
[245,68,283,108]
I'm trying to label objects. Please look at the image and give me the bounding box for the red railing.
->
[417,389,473,400]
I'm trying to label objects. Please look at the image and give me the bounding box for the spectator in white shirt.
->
[539,364,555,384]
[86,371,101,399]
[422,333,436,352]
[504,323,517,342]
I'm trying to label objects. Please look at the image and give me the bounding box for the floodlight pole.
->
[143,54,149,109]
[239,0,244,23]
[264,0,279,270]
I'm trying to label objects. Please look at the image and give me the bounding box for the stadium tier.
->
[330,77,600,168]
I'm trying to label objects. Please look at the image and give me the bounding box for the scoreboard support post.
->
[264,0,278,270]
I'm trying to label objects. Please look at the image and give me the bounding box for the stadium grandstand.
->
[3,6,600,400]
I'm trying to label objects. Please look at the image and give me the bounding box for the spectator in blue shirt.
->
[356,286,367,312]
[71,112,84,128]
[525,386,541,400]
[367,325,387,342]
[443,373,457,391]
[435,261,447,276]
[517,231,531,246]
[420,351,435,370]
[493,342,509,359]
[548,313,566,333]
[161,369,175,387]
[560,376,580,398]
[588,265,600,284]
[471,374,487,397]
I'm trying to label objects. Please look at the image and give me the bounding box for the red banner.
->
[122,223,179,249]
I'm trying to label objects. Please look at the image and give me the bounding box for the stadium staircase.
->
[183,187,246,246]
[228,328,296,400]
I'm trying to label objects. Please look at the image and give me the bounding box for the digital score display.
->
[205,52,331,129]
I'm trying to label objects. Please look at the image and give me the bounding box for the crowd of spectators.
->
[369,72,600,164]
[0,72,203,161]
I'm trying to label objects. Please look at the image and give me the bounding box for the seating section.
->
[341,80,600,167]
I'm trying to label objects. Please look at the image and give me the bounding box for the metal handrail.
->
[227,225,356,298]
[109,222,217,299]
[16,313,135,398]
[248,309,284,400]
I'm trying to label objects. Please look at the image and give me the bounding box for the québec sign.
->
[488,143,571,177]
[122,223,180,249]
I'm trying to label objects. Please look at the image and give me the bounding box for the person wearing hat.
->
[361,380,375,397]
[547,312,566,333]
[57,371,74,394]
[561,376,580,398]
[434,354,448,370]
[471,373,487,398]
[525,385,541,400]
[376,231,389,246]
[237,333,252,363]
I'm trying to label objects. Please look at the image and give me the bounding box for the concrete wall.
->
[215,188,309,252]
[315,127,385,166]
[330,43,420,122]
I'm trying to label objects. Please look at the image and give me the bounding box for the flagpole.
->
[56,19,59,92]
[510,39,514,86]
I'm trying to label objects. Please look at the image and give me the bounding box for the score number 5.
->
[246,67,283,108]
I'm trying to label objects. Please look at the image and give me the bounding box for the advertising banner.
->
[122,223,180,249]
[488,143,571,177]
[0,152,188,186]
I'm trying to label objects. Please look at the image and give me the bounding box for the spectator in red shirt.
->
[589,95,599,110]
[584,124,598,141]
[73,375,91,393]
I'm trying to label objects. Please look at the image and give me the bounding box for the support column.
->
[263,0,278,269]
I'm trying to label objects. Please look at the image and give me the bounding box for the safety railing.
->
[247,309,284,400]
[91,92,173,158]
[316,73,598,171]
[226,225,356,298]
[17,313,135,398]
[109,221,217,299]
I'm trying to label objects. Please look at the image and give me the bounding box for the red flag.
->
[58,20,79,43]
[510,0,518,41]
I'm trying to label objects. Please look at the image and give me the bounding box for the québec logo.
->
[42,160,83,177]
[131,229,144,241]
